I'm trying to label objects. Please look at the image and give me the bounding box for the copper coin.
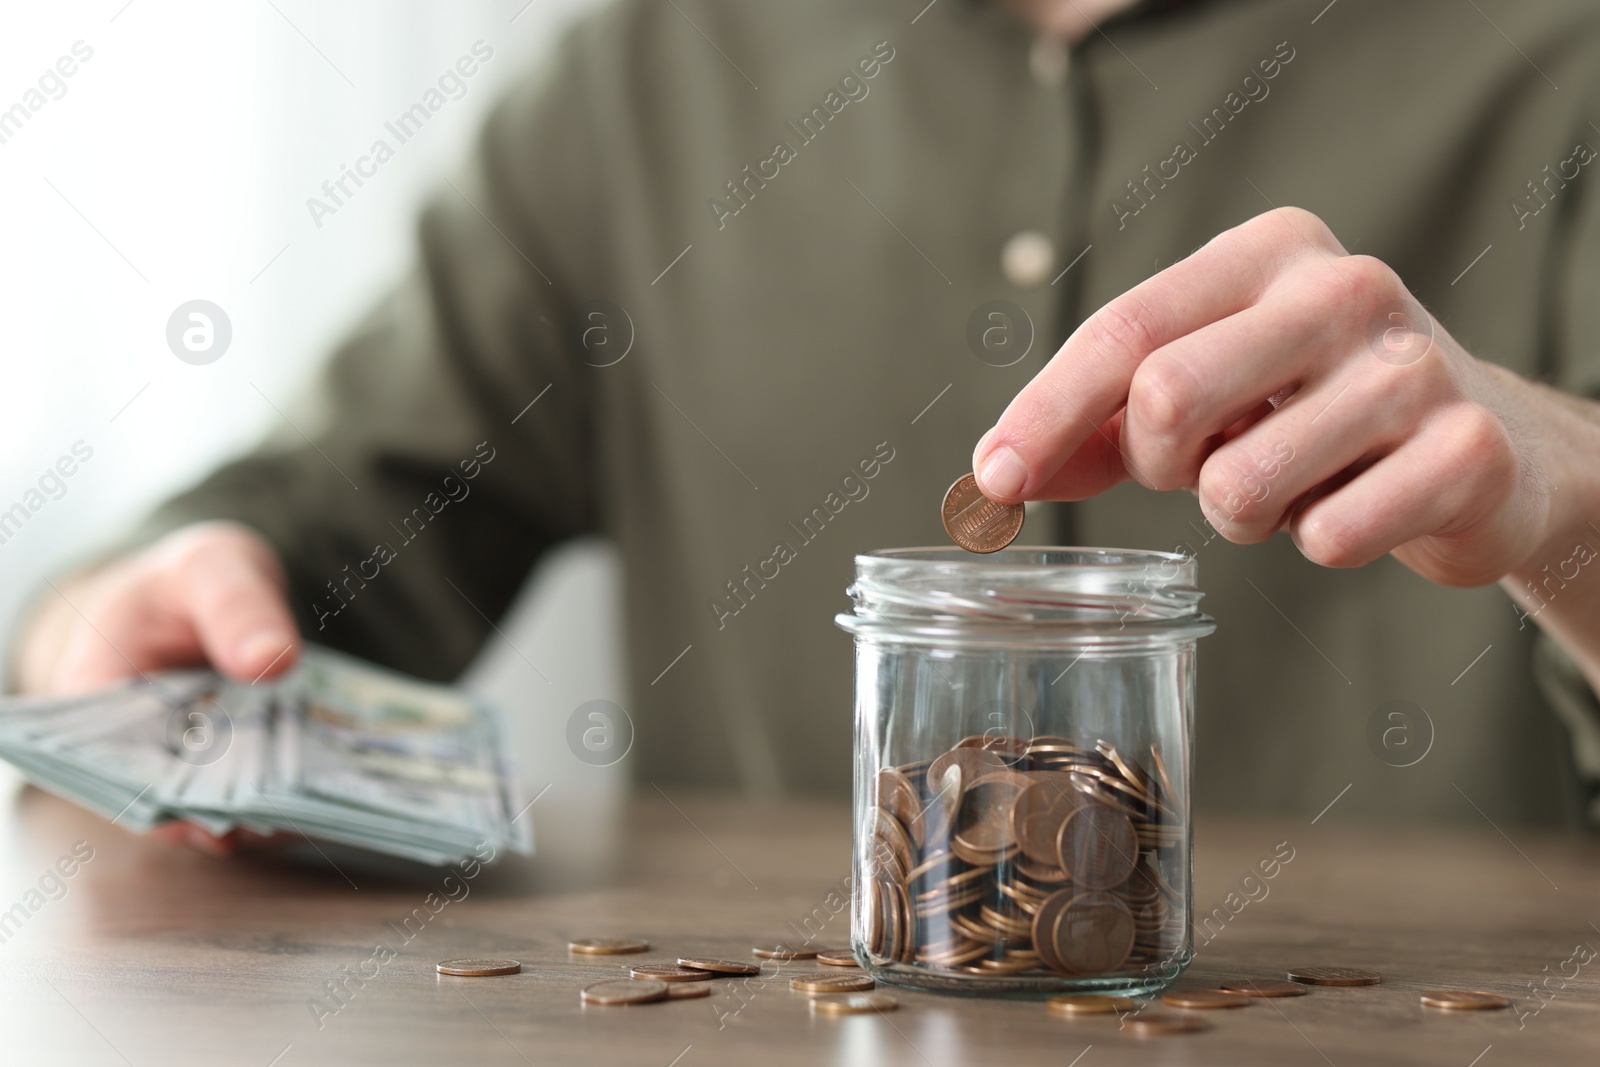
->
[568,938,649,955]
[1287,966,1381,987]
[1051,891,1134,975]
[956,734,1030,769]
[863,875,885,956]
[630,965,713,983]
[435,958,521,977]
[1030,889,1074,972]
[941,472,1025,553]
[677,957,761,976]
[872,878,896,962]
[1149,743,1177,803]
[1421,990,1511,1011]
[926,749,999,802]
[1056,803,1137,890]
[665,982,712,1000]
[1095,741,1151,795]
[952,772,1030,855]
[1221,978,1308,998]
[1013,857,1072,884]
[816,950,860,968]
[1124,1012,1209,1036]
[582,978,669,1005]
[752,943,819,960]
[917,763,966,850]
[1162,989,1252,1010]
[791,972,876,993]
[974,956,1037,975]
[811,992,898,1015]
[889,877,914,964]
[872,807,916,880]
[876,767,925,848]
[907,850,956,888]
[1046,994,1135,1015]
[1013,779,1083,866]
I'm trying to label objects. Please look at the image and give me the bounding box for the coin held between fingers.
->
[941,473,1025,553]
[976,446,1028,501]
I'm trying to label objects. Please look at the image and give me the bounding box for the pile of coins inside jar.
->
[863,734,1184,979]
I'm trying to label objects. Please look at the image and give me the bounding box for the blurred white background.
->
[0,0,628,865]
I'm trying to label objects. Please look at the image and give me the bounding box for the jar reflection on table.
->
[835,548,1215,997]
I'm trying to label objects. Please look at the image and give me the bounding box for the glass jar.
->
[834,547,1215,997]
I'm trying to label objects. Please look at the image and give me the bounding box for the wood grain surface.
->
[0,767,1597,1066]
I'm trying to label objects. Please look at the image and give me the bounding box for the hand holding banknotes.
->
[1,643,533,866]
[16,521,301,695]
[9,522,533,867]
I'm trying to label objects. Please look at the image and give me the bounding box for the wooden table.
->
[2,768,1598,1067]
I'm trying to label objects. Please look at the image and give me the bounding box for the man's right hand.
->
[14,521,301,696]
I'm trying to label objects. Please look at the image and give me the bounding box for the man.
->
[14,0,1600,832]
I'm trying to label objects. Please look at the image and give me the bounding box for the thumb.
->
[169,528,300,682]
[980,409,1133,502]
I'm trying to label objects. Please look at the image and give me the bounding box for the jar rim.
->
[855,546,1196,575]
[838,545,1214,647]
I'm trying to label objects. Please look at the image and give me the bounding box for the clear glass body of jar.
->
[834,547,1215,997]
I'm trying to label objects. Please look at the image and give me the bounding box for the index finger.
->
[971,215,1295,504]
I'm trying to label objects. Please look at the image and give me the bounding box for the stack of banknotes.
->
[0,647,533,865]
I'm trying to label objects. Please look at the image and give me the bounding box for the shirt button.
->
[1002,231,1055,287]
[1030,37,1070,87]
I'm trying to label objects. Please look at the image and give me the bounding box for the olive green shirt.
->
[129,0,1600,825]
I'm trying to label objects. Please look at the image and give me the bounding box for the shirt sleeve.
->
[1547,70,1600,399]
[1530,71,1600,822]
[115,44,607,681]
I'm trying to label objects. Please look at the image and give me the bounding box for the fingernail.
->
[976,445,1028,500]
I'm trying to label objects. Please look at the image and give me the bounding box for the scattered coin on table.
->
[811,992,898,1015]
[752,943,818,960]
[435,958,521,977]
[582,979,669,1005]
[1123,1012,1210,1036]
[677,956,762,976]
[1421,990,1511,1011]
[1046,994,1135,1015]
[790,973,876,994]
[941,472,1025,553]
[664,982,712,1000]
[1162,989,1251,1010]
[569,938,650,955]
[815,950,859,968]
[629,965,713,982]
[1288,966,1382,986]
[1221,978,1308,997]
